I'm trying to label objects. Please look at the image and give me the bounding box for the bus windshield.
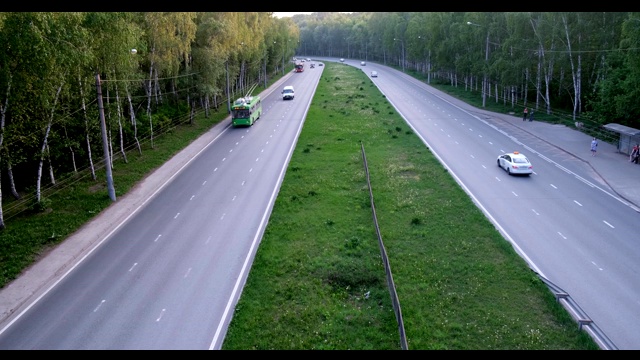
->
[232,109,250,118]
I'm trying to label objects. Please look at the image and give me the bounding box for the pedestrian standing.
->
[529,110,534,122]
[591,138,598,156]
[629,144,638,162]
[631,144,639,163]
[523,107,528,121]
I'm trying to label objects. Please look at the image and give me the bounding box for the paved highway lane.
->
[402,75,638,349]
[0,66,324,349]
[340,59,638,349]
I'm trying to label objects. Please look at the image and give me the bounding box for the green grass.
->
[0,63,599,349]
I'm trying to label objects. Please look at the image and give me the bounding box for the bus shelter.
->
[603,123,640,155]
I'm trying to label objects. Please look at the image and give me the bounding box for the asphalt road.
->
[0,67,323,349]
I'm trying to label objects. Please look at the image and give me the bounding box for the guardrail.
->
[361,142,408,350]
[535,272,618,350]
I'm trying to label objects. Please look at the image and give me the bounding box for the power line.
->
[100,72,200,83]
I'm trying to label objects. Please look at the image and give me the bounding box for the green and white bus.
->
[231,95,262,127]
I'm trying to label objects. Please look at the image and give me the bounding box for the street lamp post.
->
[283,39,290,75]
[467,21,489,108]
[95,71,116,202]
[94,48,139,202]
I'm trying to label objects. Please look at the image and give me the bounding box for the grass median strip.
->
[221,63,598,350]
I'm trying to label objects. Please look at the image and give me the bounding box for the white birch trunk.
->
[146,51,155,149]
[114,82,128,163]
[562,15,581,121]
[36,80,64,203]
[7,160,19,200]
[47,144,55,185]
[79,74,96,181]
[127,85,142,155]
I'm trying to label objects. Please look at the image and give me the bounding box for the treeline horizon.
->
[0,12,638,229]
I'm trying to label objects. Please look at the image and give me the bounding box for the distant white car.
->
[371,71,378,78]
[340,58,345,62]
[361,61,366,66]
[497,151,533,176]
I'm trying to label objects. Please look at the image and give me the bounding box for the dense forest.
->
[0,12,639,230]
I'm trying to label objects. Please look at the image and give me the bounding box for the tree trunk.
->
[6,159,20,200]
[63,126,77,173]
[36,80,63,203]
[47,144,55,185]
[190,99,195,125]
[114,82,128,163]
[146,54,155,149]
[79,74,96,181]
[562,15,581,121]
[0,76,10,229]
[127,85,142,155]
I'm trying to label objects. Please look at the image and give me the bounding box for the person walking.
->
[590,138,598,156]
[523,107,528,121]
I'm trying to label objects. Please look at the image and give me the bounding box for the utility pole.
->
[95,72,116,202]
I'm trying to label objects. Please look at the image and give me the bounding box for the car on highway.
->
[361,61,366,66]
[371,71,378,77]
[497,151,533,176]
[340,58,345,62]
[318,63,323,66]
[281,85,295,100]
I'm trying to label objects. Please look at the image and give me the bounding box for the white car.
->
[497,151,533,176]
[371,71,378,78]
[340,58,345,62]
[361,61,366,66]
[281,85,295,100]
